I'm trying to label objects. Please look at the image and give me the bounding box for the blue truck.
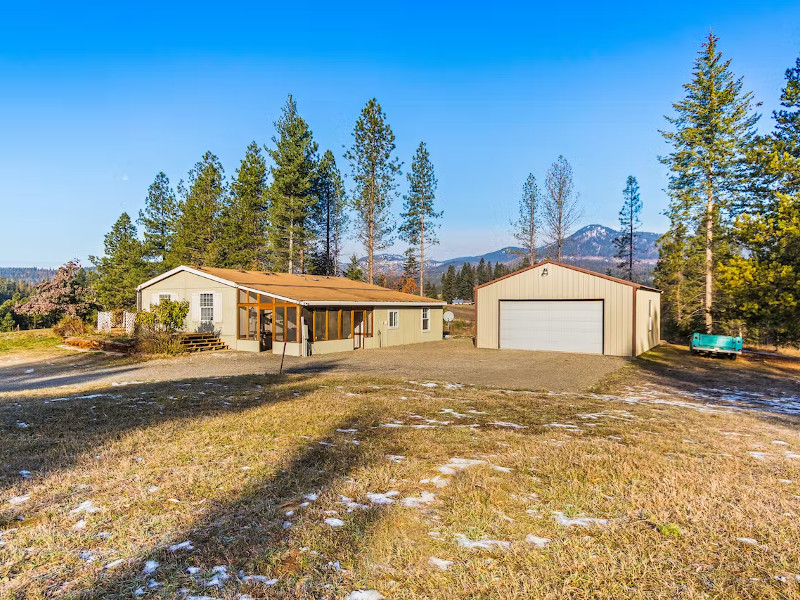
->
[690,333,743,359]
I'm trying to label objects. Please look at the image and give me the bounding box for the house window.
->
[158,293,171,303]
[315,309,327,341]
[327,309,340,340]
[421,307,430,332]
[342,310,352,339]
[200,293,214,323]
[365,310,373,337]
[388,310,399,329]
[648,300,653,332]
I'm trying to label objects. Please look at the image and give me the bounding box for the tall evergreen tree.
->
[214,142,269,270]
[720,56,800,344]
[493,262,507,280]
[423,280,438,299]
[457,263,475,301]
[91,213,149,310]
[476,258,488,285]
[138,172,178,270]
[399,141,441,294]
[345,98,401,284]
[512,174,541,265]
[267,95,319,273]
[543,156,582,261]
[659,32,759,333]
[441,265,457,303]
[172,152,226,267]
[614,176,643,281]
[311,149,348,275]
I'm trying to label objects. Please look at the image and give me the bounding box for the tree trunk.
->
[419,214,425,296]
[705,194,714,333]
[288,223,293,274]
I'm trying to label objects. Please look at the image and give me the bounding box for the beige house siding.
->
[139,270,443,355]
[139,270,239,349]
[476,263,635,356]
[634,289,661,355]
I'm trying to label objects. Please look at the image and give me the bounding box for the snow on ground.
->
[551,511,610,527]
[525,534,551,548]
[453,533,511,551]
[347,591,385,600]
[428,556,454,570]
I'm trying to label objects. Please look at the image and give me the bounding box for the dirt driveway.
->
[0,339,626,395]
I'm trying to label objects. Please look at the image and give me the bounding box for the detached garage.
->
[475,260,661,357]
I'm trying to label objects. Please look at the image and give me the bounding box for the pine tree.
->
[214,142,269,270]
[345,98,401,284]
[441,265,457,303]
[267,95,319,273]
[0,311,15,332]
[91,213,150,310]
[720,56,800,344]
[457,263,475,301]
[399,141,441,294]
[614,176,642,281]
[493,262,507,279]
[476,258,487,285]
[399,250,418,294]
[138,172,178,270]
[172,152,226,267]
[311,149,348,275]
[485,261,494,282]
[343,255,363,281]
[423,280,438,299]
[512,174,541,265]
[543,156,582,261]
[659,32,759,333]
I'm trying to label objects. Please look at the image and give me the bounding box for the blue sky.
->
[1,1,799,267]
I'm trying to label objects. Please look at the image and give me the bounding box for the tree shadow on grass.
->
[24,406,408,599]
[0,360,361,496]
[632,344,800,426]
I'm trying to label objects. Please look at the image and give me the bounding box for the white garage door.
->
[499,300,603,354]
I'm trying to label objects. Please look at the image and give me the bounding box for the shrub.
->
[52,316,88,338]
[135,328,184,355]
[134,298,189,355]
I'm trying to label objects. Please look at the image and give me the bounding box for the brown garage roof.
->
[474,260,662,292]
[138,265,444,305]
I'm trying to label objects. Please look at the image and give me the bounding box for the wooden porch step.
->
[178,332,228,353]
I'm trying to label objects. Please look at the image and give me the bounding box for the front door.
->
[259,309,273,352]
[353,310,365,349]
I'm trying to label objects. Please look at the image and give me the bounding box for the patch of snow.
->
[748,451,769,460]
[441,408,467,418]
[24,368,34,373]
[525,534,551,548]
[347,591,385,600]
[19,470,32,479]
[187,566,201,575]
[205,565,230,587]
[737,537,759,546]
[143,560,159,574]
[282,521,292,529]
[303,492,318,501]
[70,500,101,514]
[488,421,527,429]
[8,495,29,505]
[72,519,87,530]
[428,556,453,570]
[386,455,405,463]
[169,540,194,552]
[337,428,358,433]
[242,574,278,585]
[104,558,125,569]
[491,465,513,473]
[772,440,789,445]
[401,492,435,508]
[367,491,400,505]
[325,517,346,527]
[16,422,29,428]
[438,457,486,475]
[453,533,511,551]
[778,479,793,484]
[551,511,609,527]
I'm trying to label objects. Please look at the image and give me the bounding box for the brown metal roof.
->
[192,266,443,304]
[474,260,662,293]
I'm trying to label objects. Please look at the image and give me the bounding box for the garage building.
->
[474,260,661,357]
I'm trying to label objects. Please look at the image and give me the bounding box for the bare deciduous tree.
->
[543,155,582,261]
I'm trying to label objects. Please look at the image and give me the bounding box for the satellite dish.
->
[443,311,455,323]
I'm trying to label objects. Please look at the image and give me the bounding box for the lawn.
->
[1,347,799,599]
[0,330,62,355]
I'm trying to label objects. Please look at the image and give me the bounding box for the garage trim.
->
[497,298,605,355]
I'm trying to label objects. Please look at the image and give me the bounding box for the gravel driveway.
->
[0,339,626,395]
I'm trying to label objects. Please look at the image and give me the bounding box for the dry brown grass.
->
[1,347,800,599]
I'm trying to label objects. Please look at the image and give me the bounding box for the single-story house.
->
[474,260,661,357]
[136,265,444,356]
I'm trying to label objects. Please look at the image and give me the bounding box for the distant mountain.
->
[359,225,661,282]
[0,267,57,285]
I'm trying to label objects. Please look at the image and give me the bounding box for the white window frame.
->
[158,293,172,303]
[421,307,430,332]
[388,310,399,329]
[200,292,214,323]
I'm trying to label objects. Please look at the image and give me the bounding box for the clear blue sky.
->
[1,1,799,267]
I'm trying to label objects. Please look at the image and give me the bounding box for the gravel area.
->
[0,338,626,395]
